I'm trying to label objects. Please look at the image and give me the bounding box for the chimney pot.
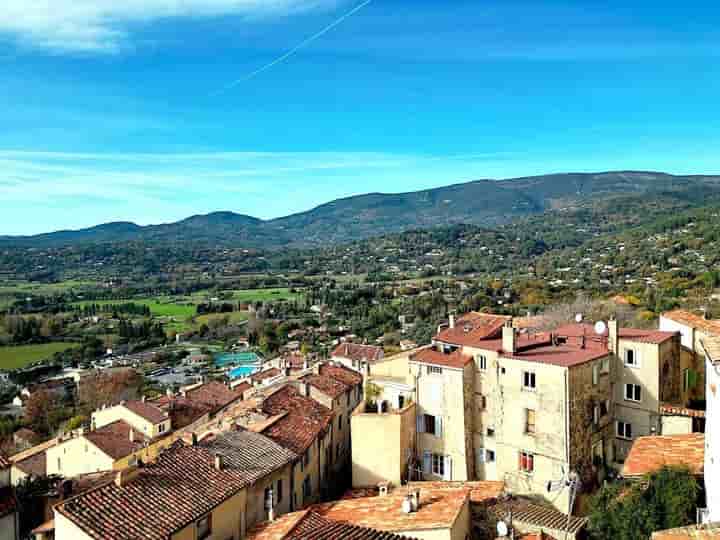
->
[449,314,456,329]
[214,453,224,471]
[502,323,517,354]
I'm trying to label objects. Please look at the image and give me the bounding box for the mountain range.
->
[3,171,719,248]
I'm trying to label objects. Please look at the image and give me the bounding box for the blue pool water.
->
[215,351,261,379]
[228,365,258,379]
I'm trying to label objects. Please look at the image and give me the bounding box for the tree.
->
[78,369,142,413]
[23,389,60,435]
[588,467,699,540]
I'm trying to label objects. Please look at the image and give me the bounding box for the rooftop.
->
[56,429,296,540]
[651,522,720,539]
[406,481,504,504]
[251,367,283,384]
[249,510,419,540]
[487,497,587,536]
[623,434,705,477]
[319,363,363,387]
[662,310,720,336]
[435,312,510,347]
[261,386,333,454]
[302,373,349,399]
[84,420,150,460]
[122,400,168,425]
[701,336,720,365]
[410,347,473,369]
[182,380,246,410]
[332,343,384,363]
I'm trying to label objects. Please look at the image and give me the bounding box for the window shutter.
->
[444,455,453,481]
[435,416,443,437]
[423,451,431,473]
[477,448,486,465]
[417,415,425,433]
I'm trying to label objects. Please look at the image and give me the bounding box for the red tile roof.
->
[435,312,510,347]
[660,403,706,418]
[302,374,349,399]
[57,431,295,540]
[153,395,214,430]
[123,400,168,425]
[407,481,504,504]
[319,363,363,387]
[182,381,246,410]
[251,368,282,383]
[554,323,677,346]
[487,498,587,536]
[250,510,419,540]
[11,445,48,477]
[623,434,705,477]
[84,420,150,460]
[410,347,473,369]
[332,343,384,363]
[501,340,610,368]
[261,386,333,455]
[662,310,720,336]
[233,381,252,394]
[0,487,17,519]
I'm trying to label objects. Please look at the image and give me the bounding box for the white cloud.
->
[0,0,340,53]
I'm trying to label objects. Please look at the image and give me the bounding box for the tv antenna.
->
[547,468,581,540]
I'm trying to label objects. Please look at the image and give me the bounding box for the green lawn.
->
[223,288,303,303]
[72,298,196,318]
[195,311,250,326]
[0,342,77,370]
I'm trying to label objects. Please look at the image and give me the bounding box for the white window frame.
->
[624,383,642,402]
[616,421,633,440]
[624,349,640,368]
[431,453,445,477]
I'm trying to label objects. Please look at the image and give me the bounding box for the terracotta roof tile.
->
[332,343,384,364]
[84,420,150,460]
[651,522,720,539]
[261,386,333,455]
[663,310,720,336]
[487,498,587,535]
[410,347,473,369]
[251,368,282,383]
[407,481,504,504]
[56,429,296,540]
[302,374,349,399]
[183,381,246,410]
[622,434,705,477]
[660,403,706,418]
[319,363,363,387]
[435,312,510,347]
[123,400,168,424]
[701,336,720,365]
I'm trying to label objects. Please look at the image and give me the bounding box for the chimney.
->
[115,466,141,488]
[409,489,420,512]
[214,453,224,471]
[608,319,618,354]
[377,481,390,497]
[449,313,456,329]
[502,322,517,354]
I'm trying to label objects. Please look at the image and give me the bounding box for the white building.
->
[701,336,720,523]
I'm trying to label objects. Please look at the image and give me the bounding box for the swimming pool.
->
[214,351,261,379]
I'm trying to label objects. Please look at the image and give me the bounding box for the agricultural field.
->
[222,288,304,303]
[195,311,250,326]
[0,342,77,370]
[0,279,99,309]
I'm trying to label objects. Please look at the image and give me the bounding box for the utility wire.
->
[211,0,373,96]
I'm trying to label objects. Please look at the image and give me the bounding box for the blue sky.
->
[1,0,719,235]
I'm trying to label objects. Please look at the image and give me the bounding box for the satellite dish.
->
[496,521,509,537]
[595,321,607,335]
[575,313,583,323]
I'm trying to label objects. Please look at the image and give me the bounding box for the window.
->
[486,426,495,437]
[277,479,283,503]
[264,487,273,510]
[522,371,536,391]
[519,451,534,473]
[479,394,487,411]
[303,476,312,498]
[477,355,488,371]
[197,515,212,540]
[427,365,443,375]
[432,453,445,477]
[417,413,442,436]
[478,448,495,464]
[617,421,633,439]
[624,349,639,367]
[624,383,642,402]
[525,409,536,434]
[158,423,166,434]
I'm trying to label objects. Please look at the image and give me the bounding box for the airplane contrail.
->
[211,0,373,96]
